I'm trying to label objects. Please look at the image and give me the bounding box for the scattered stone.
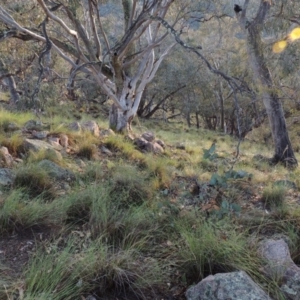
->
[146,142,164,154]
[45,148,63,161]
[24,120,49,131]
[47,136,61,148]
[142,131,155,142]
[0,168,15,187]
[75,159,86,168]
[134,137,148,150]
[81,120,100,136]
[0,146,13,167]
[59,134,69,148]
[186,271,272,300]
[31,130,49,139]
[24,139,62,152]
[101,145,113,156]
[69,121,82,132]
[259,239,300,299]
[6,122,19,132]
[100,128,115,137]
[156,139,165,149]
[38,160,75,182]
[176,143,185,150]
[134,137,164,154]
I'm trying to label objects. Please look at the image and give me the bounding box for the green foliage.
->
[213,199,242,219]
[209,169,252,188]
[203,142,217,161]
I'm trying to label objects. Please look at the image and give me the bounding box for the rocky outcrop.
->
[0,168,15,187]
[134,132,165,154]
[24,138,62,152]
[259,239,300,299]
[68,120,100,136]
[38,160,75,182]
[24,120,49,131]
[186,271,272,300]
[0,146,14,167]
[81,120,100,137]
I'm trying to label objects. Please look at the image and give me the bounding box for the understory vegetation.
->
[0,109,299,300]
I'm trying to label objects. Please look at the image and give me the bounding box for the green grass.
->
[262,184,286,209]
[1,110,300,299]
[0,109,34,132]
[14,164,56,200]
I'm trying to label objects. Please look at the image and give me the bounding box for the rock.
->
[81,121,100,136]
[31,130,49,139]
[142,131,155,142]
[24,120,49,131]
[186,271,272,300]
[44,148,63,162]
[101,145,113,156]
[24,139,62,152]
[47,136,61,148]
[146,142,164,154]
[38,160,75,182]
[134,137,148,150]
[176,143,185,150]
[0,168,15,187]
[259,239,300,299]
[69,121,82,132]
[100,128,115,137]
[0,147,13,167]
[6,122,19,132]
[59,134,69,148]
[156,139,165,149]
[134,137,164,154]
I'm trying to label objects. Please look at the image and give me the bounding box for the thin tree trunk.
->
[237,1,297,167]
[0,59,20,105]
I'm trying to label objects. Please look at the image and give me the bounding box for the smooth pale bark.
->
[237,0,297,167]
[0,0,175,132]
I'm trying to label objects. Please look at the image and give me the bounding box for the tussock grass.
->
[26,148,63,165]
[105,135,144,161]
[110,164,153,206]
[0,190,63,233]
[143,156,176,189]
[0,133,25,156]
[262,184,286,209]
[21,236,165,300]
[175,216,262,283]
[14,165,56,200]
[0,109,33,132]
[77,143,98,160]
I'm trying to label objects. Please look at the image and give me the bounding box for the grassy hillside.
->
[0,109,300,300]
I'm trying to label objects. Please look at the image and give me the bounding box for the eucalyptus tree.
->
[235,0,298,166]
[0,0,180,132]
